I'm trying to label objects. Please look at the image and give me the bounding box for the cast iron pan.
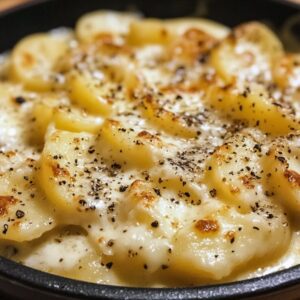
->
[1,0,300,299]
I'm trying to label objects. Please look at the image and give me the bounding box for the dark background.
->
[0,0,299,51]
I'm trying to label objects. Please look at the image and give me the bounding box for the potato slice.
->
[54,107,103,134]
[100,119,162,168]
[68,71,112,116]
[102,180,182,273]
[206,83,300,135]
[0,155,56,242]
[204,131,265,213]
[32,102,103,142]
[141,95,198,138]
[273,54,300,90]
[170,203,290,280]
[210,22,283,84]
[76,10,139,43]
[128,19,171,46]
[168,27,218,63]
[128,18,229,47]
[13,227,108,283]
[120,179,185,231]
[120,180,160,226]
[39,130,98,216]
[11,34,68,91]
[165,18,229,40]
[0,82,51,150]
[32,103,54,142]
[263,134,300,213]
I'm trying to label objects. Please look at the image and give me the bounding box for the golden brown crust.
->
[0,196,17,216]
[195,219,219,233]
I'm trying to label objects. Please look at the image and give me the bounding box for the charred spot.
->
[51,163,70,178]
[22,52,35,67]
[195,219,219,233]
[240,175,255,189]
[129,180,157,206]
[137,130,154,139]
[0,196,17,216]
[284,169,300,186]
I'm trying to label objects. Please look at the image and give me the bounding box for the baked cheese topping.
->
[0,11,300,287]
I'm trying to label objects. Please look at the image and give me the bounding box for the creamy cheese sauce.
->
[0,12,300,287]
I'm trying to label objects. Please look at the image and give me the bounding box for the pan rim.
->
[1,255,300,299]
[1,0,300,298]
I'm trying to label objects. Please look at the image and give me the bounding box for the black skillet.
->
[1,0,300,299]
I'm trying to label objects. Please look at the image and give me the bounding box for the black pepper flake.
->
[253,226,260,230]
[277,156,286,163]
[88,148,95,154]
[15,210,25,219]
[153,188,161,196]
[79,199,87,206]
[106,262,113,269]
[15,96,26,105]
[111,163,121,169]
[143,264,148,270]
[107,240,114,247]
[209,189,217,198]
[107,203,115,212]
[151,220,159,228]
[161,264,169,270]
[253,144,262,152]
[2,224,8,234]
[198,53,208,64]
[119,185,128,192]
[242,87,250,98]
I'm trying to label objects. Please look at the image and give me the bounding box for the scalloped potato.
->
[1,11,300,287]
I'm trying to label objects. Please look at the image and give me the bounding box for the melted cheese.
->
[0,11,300,287]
